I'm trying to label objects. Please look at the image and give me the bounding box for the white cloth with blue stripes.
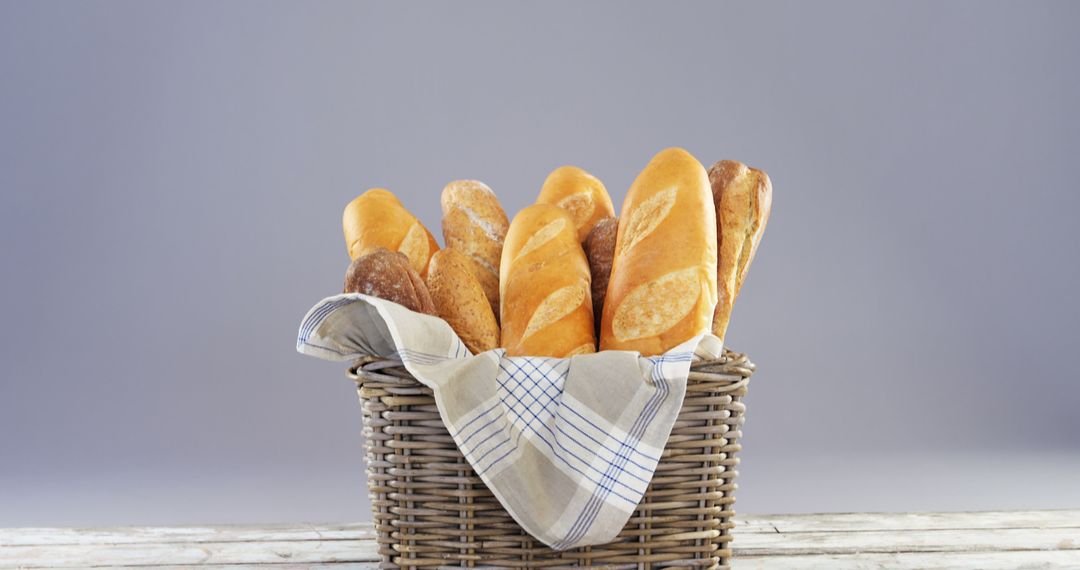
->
[296,293,724,549]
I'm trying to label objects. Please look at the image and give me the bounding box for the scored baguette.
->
[441,180,508,318]
[708,160,772,344]
[343,189,441,278]
[500,204,595,357]
[426,247,500,354]
[536,166,615,242]
[599,148,717,356]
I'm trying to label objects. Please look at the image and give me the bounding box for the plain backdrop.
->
[2,1,1079,526]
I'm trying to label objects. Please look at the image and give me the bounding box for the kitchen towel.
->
[297,293,722,549]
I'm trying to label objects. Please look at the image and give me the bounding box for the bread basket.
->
[349,349,754,569]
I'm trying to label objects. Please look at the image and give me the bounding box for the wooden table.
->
[2,510,1077,569]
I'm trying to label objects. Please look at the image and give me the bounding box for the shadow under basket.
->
[348,350,754,569]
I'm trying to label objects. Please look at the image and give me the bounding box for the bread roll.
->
[500,204,595,357]
[441,180,508,317]
[536,166,616,242]
[599,148,717,355]
[426,248,500,354]
[584,217,617,337]
[708,160,772,344]
[343,248,437,316]
[343,189,440,278]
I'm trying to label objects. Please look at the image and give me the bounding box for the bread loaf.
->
[343,248,437,316]
[599,148,717,355]
[708,160,772,344]
[441,180,508,317]
[536,166,616,242]
[500,204,595,357]
[584,217,617,337]
[426,248,500,354]
[343,189,441,278]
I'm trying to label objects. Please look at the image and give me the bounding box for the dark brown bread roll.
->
[584,217,617,337]
[343,247,437,316]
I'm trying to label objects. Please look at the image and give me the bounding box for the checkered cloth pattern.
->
[297,293,723,549]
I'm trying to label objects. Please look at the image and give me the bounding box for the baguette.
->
[343,248,437,316]
[441,180,508,317]
[708,160,772,344]
[536,166,615,241]
[500,204,595,357]
[426,248,500,354]
[599,148,717,355]
[343,189,440,278]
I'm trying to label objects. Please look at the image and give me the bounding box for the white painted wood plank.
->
[0,539,381,568]
[110,566,379,570]
[732,526,1079,556]
[0,524,376,547]
[2,510,1079,568]
[734,550,1080,570]
[736,509,1080,534]
[6,510,1076,548]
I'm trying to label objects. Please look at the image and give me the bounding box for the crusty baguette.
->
[441,180,508,318]
[584,217,617,337]
[343,248,437,316]
[599,148,717,355]
[708,160,772,344]
[426,248,500,354]
[343,189,441,278]
[536,166,616,242]
[500,204,595,357]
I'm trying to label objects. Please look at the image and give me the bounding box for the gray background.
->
[2,1,1078,527]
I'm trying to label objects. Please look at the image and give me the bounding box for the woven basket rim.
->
[347,349,754,392]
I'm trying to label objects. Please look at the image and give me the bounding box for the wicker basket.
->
[348,350,754,569]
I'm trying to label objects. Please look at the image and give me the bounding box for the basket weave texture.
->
[349,350,754,569]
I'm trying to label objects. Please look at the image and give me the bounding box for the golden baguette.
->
[343,189,440,278]
[500,204,595,357]
[600,148,717,356]
[536,166,615,242]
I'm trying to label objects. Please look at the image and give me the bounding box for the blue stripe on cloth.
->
[299,296,470,361]
[298,297,359,345]
[556,403,660,467]
[475,360,641,502]
[554,366,664,548]
[451,400,502,439]
[471,434,512,466]
[553,351,693,549]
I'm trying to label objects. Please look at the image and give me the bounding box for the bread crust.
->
[426,248,500,354]
[708,160,772,344]
[536,166,616,242]
[440,180,508,318]
[584,217,618,337]
[599,148,717,355]
[343,189,440,278]
[343,248,437,316]
[500,204,595,357]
